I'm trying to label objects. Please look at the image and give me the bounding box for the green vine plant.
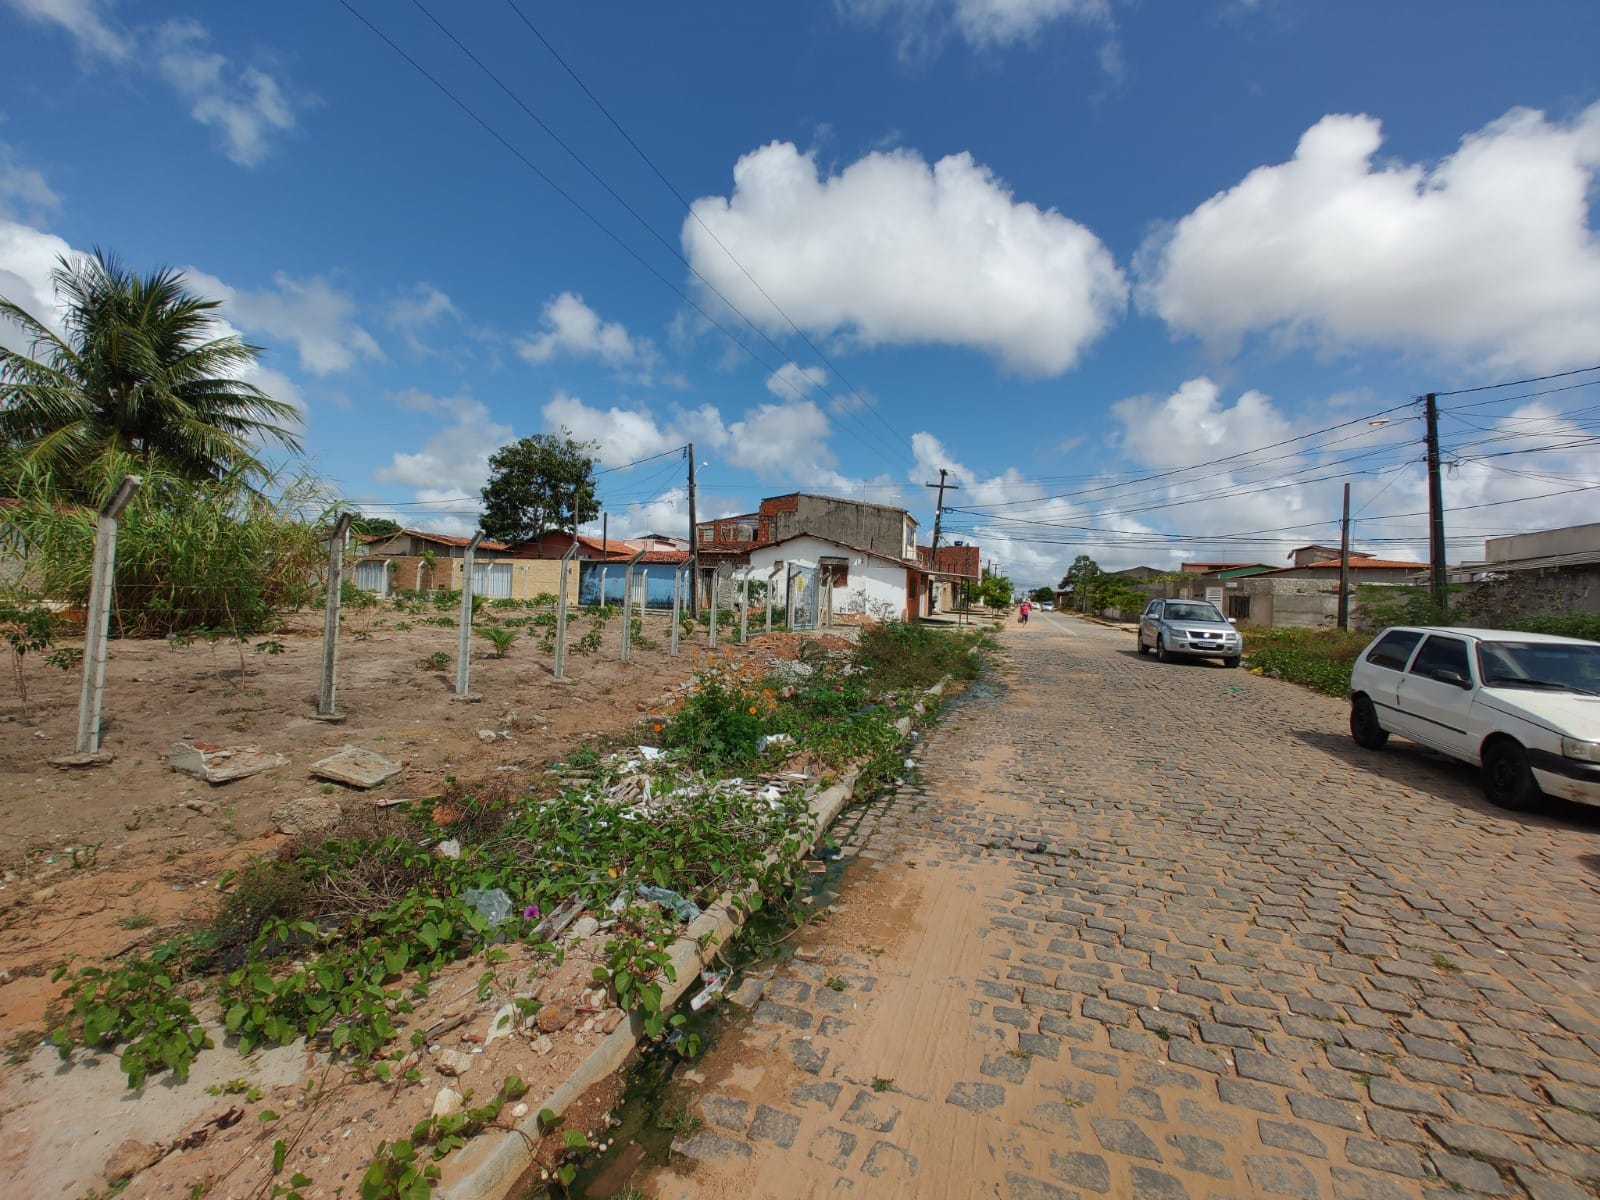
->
[42,622,982,1197]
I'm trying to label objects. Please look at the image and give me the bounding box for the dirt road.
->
[637,615,1600,1200]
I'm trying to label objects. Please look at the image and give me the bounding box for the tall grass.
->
[0,457,337,637]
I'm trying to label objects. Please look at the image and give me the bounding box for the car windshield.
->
[1477,641,1600,696]
[1164,603,1226,623]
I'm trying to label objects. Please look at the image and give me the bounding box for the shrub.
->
[658,660,778,770]
[1242,626,1370,696]
[854,621,986,690]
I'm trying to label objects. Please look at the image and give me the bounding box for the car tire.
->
[1136,634,1149,656]
[1481,738,1542,811]
[1223,655,1240,669]
[1156,636,1173,663]
[1349,695,1388,750]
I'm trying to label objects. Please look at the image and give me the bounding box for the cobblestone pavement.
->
[639,618,1600,1200]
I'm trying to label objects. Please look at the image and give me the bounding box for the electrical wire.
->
[498,0,915,462]
[333,0,909,476]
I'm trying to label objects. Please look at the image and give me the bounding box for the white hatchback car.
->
[1348,626,1600,810]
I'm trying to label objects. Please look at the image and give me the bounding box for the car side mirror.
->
[1227,618,1237,625]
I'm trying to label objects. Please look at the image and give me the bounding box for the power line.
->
[333,0,909,474]
[954,400,1420,512]
[498,0,914,463]
[1433,362,1600,398]
[351,0,911,472]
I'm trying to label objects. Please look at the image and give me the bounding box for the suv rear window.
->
[1366,630,1423,671]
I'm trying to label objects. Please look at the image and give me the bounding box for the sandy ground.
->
[0,605,833,1199]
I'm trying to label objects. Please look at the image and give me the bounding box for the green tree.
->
[1029,586,1055,604]
[960,568,1013,610]
[479,430,599,545]
[0,250,302,497]
[349,515,402,538]
[1058,554,1101,609]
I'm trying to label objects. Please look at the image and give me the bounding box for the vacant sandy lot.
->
[0,605,815,1198]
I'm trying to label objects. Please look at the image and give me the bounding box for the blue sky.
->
[2,0,1599,588]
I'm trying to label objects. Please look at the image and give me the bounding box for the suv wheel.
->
[1156,636,1173,663]
[1481,738,1542,811]
[1349,695,1388,750]
[1136,633,1149,656]
[1223,655,1240,669]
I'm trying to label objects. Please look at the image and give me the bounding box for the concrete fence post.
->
[669,562,687,657]
[708,568,719,649]
[455,532,483,698]
[619,549,645,662]
[74,475,140,755]
[739,569,750,644]
[554,542,578,680]
[766,564,780,635]
[317,512,354,718]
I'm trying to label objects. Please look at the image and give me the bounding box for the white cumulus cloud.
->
[540,392,728,468]
[1,0,129,58]
[0,141,60,222]
[374,391,511,511]
[517,292,657,379]
[155,21,297,168]
[2,3,301,167]
[187,269,382,376]
[684,142,1126,376]
[1139,104,1600,372]
[838,0,1109,57]
[726,399,837,480]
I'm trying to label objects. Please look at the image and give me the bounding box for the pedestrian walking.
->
[1019,600,1031,625]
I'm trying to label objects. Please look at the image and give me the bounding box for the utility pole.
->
[1424,392,1448,615]
[924,469,959,614]
[686,442,699,617]
[1337,482,1352,632]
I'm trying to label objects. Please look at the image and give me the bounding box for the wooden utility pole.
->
[74,475,140,754]
[1337,483,1352,632]
[686,443,699,616]
[317,512,355,717]
[1424,393,1448,614]
[924,469,959,614]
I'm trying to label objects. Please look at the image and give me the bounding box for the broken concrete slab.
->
[169,742,288,784]
[48,750,114,770]
[272,796,343,836]
[310,745,402,789]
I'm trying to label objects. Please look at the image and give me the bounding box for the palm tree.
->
[0,249,303,497]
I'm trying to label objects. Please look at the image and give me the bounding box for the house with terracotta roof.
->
[504,529,690,608]
[353,527,583,601]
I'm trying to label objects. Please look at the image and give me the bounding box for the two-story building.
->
[695,493,929,621]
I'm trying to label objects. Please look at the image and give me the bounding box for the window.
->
[697,527,711,544]
[1408,635,1469,681]
[1226,595,1251,620]
[1365,629,1423,671]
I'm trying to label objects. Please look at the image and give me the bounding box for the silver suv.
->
[1137,599,1243,667]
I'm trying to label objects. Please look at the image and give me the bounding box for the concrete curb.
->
[438,685,943,1200]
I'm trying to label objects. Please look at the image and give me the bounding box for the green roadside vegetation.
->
[45,621,988,1197]
[1243,584,1600,697]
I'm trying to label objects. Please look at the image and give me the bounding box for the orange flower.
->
[748,705,757,715]
[653,723,662,733]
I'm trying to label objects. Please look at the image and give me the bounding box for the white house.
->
[743,534,927,624]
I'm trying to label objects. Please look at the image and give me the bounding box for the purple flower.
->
[523,904,541,921]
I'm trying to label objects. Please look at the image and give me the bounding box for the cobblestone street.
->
[639,615,1600,1200]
